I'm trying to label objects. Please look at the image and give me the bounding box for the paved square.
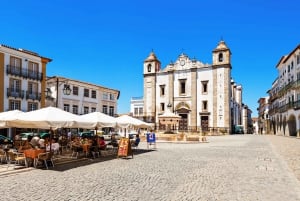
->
[1,135,300,201]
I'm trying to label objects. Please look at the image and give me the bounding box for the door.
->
[179,114,188,131]
[201,116,208,131]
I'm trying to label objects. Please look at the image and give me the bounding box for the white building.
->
[268,44,300,136]
[130,96,144,117]
[46,76,120,116]
[131,40,249,135]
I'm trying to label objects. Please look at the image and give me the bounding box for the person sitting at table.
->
[131,134,140,147]
[71,137,83,152]
[38,138,45,149]
[89,137,99,157]
[98,136,107,150]
[46,138,60,153]
[108,134,118,147]
[18,139,32,152]
[30,133,40,148]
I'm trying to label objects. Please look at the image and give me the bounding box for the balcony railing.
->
[26,91,41,101]
[6,65,22,77]
[271,100,300,115]
[7,88,25,99]
[6,65,43,81]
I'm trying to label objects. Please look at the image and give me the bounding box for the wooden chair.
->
[90,146,100,158]
[6,151,27,169]
[70,145,83,159]
[0,149,7,163]
[36,152,54,169]
[131,141,140,152]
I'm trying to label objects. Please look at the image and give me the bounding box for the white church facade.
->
[132,40,250,135]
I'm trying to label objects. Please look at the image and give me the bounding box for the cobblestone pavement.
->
[1,135,300,201]
[265,135,300,181]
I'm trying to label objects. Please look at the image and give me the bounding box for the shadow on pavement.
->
[47,149,156,172]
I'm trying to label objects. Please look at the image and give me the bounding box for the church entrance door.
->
[179,114,188,131]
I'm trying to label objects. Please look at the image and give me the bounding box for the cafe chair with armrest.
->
[36,152,54,169]
[90,146,100,159]
[70,145,83,159]
[7,151,27,169]
[0,149,7,163]
[131,141,140,153]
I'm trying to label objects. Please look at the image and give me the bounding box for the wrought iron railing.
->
[25,91,41,101]
[6,88,25,99]
[6,65,43,81]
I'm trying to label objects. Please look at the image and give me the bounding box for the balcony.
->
[7,88,25,99]
[6,65,22,77]
[6,65,43,81]
[26,91,41,101]
[271,100,300,115]
[26,69,43,81]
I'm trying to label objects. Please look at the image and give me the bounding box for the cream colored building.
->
[0,44,51,113]
[0,44,51,137]
[46,76,120,116]
[138,40,248,134]
[268,44,300,136]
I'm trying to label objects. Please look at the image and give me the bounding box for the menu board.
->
[117,137,132,158]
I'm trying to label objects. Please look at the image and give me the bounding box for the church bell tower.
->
[212,40,232,132]
[143,51,160,123]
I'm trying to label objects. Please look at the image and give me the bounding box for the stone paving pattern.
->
[1,135,300,201]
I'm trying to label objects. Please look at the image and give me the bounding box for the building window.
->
[160,103,165,112]
[10,56,21,72]
[28,61,39,77]
[28,102,38,111]
[91,107,96,112]
[297,54,300,65]
[202,101,208,111]
[9,100,21,110]
[64,104,70,112]
[28,82,38,95]
[179,79,186,95]
[160,85,165,96]
[83,106,89,114]
[72,105,78,114]
[102,105,108,114]
[84,88,89,97]
[73,86,78,95]
[102,93,108,100]
[139,108,143,115]
[134,108,138,115]
[218,53,223,62]
[10,78,21,92]
[91,90,96,99]
[110,94,114,101]
[202,81,208,93]
[147,64,152,72]
[109,106,114,116]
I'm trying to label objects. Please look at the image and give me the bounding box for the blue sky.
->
[1,0,299,116]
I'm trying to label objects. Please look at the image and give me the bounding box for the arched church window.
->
[218,53,223,62]
[147,64,152,72]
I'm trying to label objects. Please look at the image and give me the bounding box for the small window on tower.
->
[218,53,223,62]
[148,64,152,72]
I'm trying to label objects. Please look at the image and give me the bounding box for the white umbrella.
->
[116,115,151,128]
[8,106,81,130]
[0,110,24,128]
[77,112,117,128]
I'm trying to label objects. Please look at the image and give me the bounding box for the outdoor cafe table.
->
[24,149,45,167]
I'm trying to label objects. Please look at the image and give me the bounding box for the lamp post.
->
[45,76,72,153]
[46,76,72,108]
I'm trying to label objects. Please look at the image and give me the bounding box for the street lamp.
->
[46,76,72,108]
